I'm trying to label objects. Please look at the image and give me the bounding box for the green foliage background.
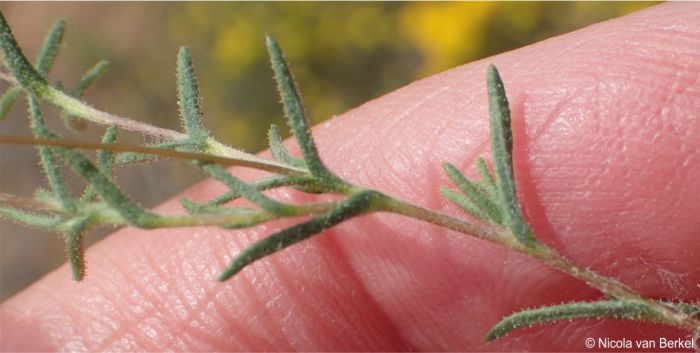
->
[0,2,654,301]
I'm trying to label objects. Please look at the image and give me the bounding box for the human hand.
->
[1,3,698,351]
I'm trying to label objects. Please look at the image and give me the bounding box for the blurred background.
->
[0,2,655,301]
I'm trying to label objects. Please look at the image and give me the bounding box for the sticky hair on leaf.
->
[35,19,65,77]
[176,47,209,142]
[486,65,535,246]
[268,124,306,169]
[71,60,110,98]
[266,36,331,178]
[62,60,109,130]
[485,300,700,340]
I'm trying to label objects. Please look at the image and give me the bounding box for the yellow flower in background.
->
[400,2,497,76]
[213,19,260,79]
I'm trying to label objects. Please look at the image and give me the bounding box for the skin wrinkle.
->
[191,301,234,350]
[258,246,325,349]
[138,247,227,351]
[363,84,453,199]
[94,234,203,349]
[1,3,699,351]
[217,249,292,350]
[303,232,407,350]
[343,213,504,349]
[97,283,164,350]
[509,95,564,253]
[89,288,132,350]
[254,264,302,348]
[308,229,414,351]
[11,286,77,348]
[520,44,696,288]
[243,223,334,348]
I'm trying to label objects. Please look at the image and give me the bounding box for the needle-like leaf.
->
[197,163,296,216]
[176,47,209,142]
[1,19,65,121]
[218,190,378,281]
[182,175,298,211]
[440,187,490,223]
[62,60,109,129]
[27,97,76,213]
[486,65,535,246]
[476,157,497,198]
[268,124,306,169]
[0,206,61,230]
[97,126,117,177]
[0,13,50,95]
[443,162,503,225]
[65,215,90,281]
[485,300,700,341]
[82,126,118,201]
[0,86,22,121]
[266,36,331,178]
[28,98,159,227]
[35,19,65,76]
[71,60,109,98]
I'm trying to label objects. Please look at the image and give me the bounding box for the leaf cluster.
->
[0,12,698,343]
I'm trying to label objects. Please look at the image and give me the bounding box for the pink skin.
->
[1,3,699,351]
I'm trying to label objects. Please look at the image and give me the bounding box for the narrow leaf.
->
[35,19,65,76]
[182,175,297,211]
[97,125,117,177]
[27,99,158,227]
[268,124,305,168]
[176,47,208,141]
[0,86,22,121]
[266,36,330,177]
[440,187,490,223]
[198,163,294,216]
[0,12,48,96]
[65,215,90,281]
[0,192,56,212]
[487,65,535,245]
[60,144,158,227]
[82,125,118,201]
[486,300,669,341]
[444,163,503,225]
[0,206,61,230]
[28,97,76,213]
[63,60,109,130]
[115,139,193,165]
[219,190,377,281]
[71,60,109,98]
[476,157,497,198]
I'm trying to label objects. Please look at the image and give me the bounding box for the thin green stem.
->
[218,190,379,281]
[528,244,700,333]
[375,192,700,333]
[377,193,515,246]
[185,175,311,210]
[0,135,307,176]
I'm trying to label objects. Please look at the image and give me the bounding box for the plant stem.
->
[377,193,700,333]
[0,66,300,175]
[0,135,306,176]
[530,245,700,332]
